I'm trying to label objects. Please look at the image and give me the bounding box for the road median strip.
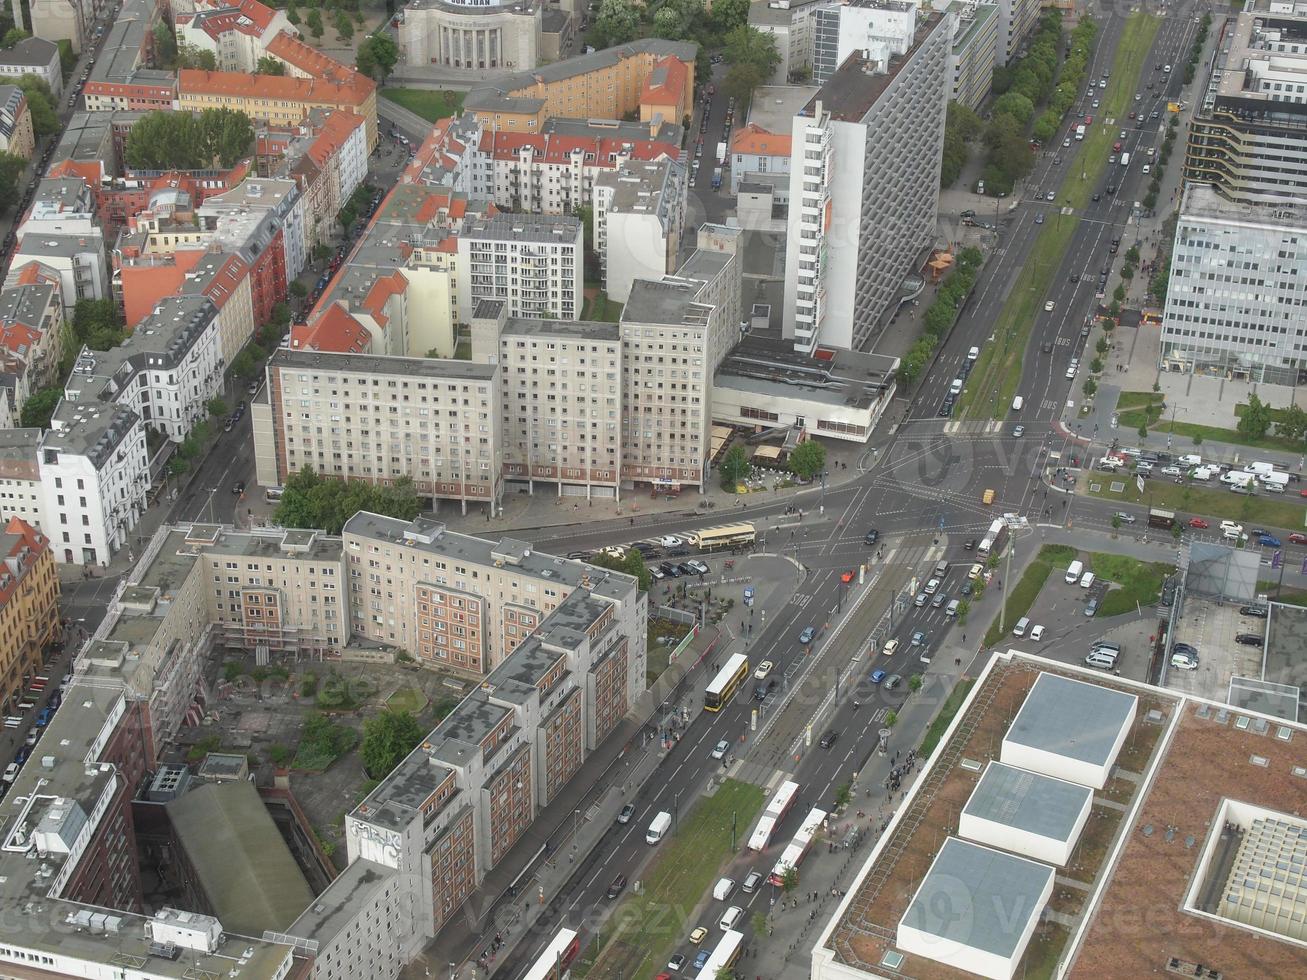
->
[960,12,1161,421]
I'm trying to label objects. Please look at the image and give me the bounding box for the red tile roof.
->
[292,304,371,354]
[731,122,791,158]
[641,55,689,108]
[480,130,680,166]
[179,67,373,108]
[0,516,48,609]
[265,31,368,88]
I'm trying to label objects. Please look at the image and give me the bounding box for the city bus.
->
[520,928,579,980]
[704,653,750,712]
[768,806,828,886]
[686,522,756,550]
[696,929,744,979]
[748,780,801,851]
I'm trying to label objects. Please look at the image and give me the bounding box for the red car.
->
[1291,532,1307,544]
[1188,517,1209,529]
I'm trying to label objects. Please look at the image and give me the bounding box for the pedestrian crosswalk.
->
[942,420,1005,436]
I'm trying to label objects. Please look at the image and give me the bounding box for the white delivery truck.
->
[1247,461,1278,476]
[1220,470,1256,488]
[1075,124,1086,140]
[1259,472,1289,492]
[1065,560,1084,584]
[713,878,735,901]
[646,811,672,844]
[1120,152,1130,168]
[1190,465,1216,481]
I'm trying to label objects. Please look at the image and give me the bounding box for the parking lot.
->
[1164,597,1267,699]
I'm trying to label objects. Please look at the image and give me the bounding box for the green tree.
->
[1276,402,1307,443]
[788,440,826,481]
[0,150,24,213]
[361,709,424,777]
[256,55,286,75]
[15,74,56,136]
[1082,378,1097,399]
[207,397,228,417]
[334,10,354,40]
[992,91,1035,126]
[71,298,125,350]
[779,863,799,895]
[589,0,638,49]
[1,27,28,47]
[289,280,308,300]
[711,0,749,35]
[124,108,255,169]
[20,386,61,428]
[307,7,324,39]
[724,23,779,77]
[286,0,301,24]
[719,443,751,490]
[153,22,178,68]
[1238,393,1273,440]
[356,32,399,82]
[176,41,217,70]
[273,467,421,534]
[1112,513,1122,531]
[1137,423,1148,441]
[589,548,652,591]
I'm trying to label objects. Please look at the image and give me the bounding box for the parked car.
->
[1240,605,1268,618]
[1257,533,1282,548]
[1235,633,1265,646]
[1188,518,1209,529]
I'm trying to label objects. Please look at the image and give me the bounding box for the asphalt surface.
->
[497,5,1269,975]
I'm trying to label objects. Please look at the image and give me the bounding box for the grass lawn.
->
[960,13,1161,421]
[582,291,624,323]
[1081,472,1307,530]
[379,87,465,122]
[1087,552,1173,616]
[982,544,1077,647]
[384,686,429,716]
[646,617,692,684]
[587,779,765,980]
[919,678,976,758]
[1257,580,1307,606]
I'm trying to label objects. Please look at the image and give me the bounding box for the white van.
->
[719,905,743,931]
[713,878,735,902]
[1013,616,1030,637]
[946,598,960,618]
[1079,571,1096,589]
[1190,465,1215,481]
[1178,454,1202,467]
[646,811,672,844]
[1065,560,1084,584]
[1011,395,1024,412]
[967,346,980,361]
[1084,649,1118,670]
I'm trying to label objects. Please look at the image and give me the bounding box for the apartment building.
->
[783,11,950,352]
[0,428,45,530]
[0,35,64,98]
[36,400,149,565]
[994,0,1040,65]
[15,0,115,53]
[82,0,171,109]
[593,158,686,304]
[619,229,742,490]
[750,0,827,84]
[7,176,110,312]
[256,348,503,515]
[0,515,59,714]
[1185,0,1307,206]
[198,176,306,296]
[810,0,918,85]
[177,66,378,151]
[0,269,66,403]
[479,121,682,216]
[0,85,34,160]
[945,0,999,111]
[1159,183,1307,385]
[462,39,696,133]
[470,299,623,498]
[175,0,290,72]
[456,213,583,321]
[730,122,792,197]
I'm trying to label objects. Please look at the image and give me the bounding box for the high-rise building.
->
[593,158,686,304]
[1159,183,1307,384]
[456,214,583,321]
[1185,0,1307,206]
[994,0,1040,65]
[783,11,950,352]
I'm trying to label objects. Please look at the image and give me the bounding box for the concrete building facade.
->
[0,515,59,715]
[593,158,685,304]
[783,11,950,352]
[399,0,543,70]
[456,213,583,322]
[1160,183,1307,385]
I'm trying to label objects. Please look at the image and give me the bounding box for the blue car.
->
[869,669,886,685]
[693,950,711,970]
[799,626,816,644]
[1258,533,1281,548]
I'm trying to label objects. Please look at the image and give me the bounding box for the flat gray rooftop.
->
[284,858,396,948]
[748,85,821,134]
[901,837,1053,958]
[623,278,711,328]
[1004,672,1136,768]
[1264,602,1307,720]
[715,335,896,410]
[270,347,497,382]
[502,317,620,343]
[963,762,1092,844]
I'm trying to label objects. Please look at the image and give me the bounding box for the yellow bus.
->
[686,522,756,550]
[705,653,750,711]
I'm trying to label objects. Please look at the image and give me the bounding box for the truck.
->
[1220,470,1256,489]
[1075,124,1086,140]
[1065,560,1084,584]
[646,811,672,844]
[977,519,1009,558]
[711,167,722,189]
[1120,152,1130,168]
[1247,461,1279,476]
[1258,471,1289,493]
[1147,508,1176,530]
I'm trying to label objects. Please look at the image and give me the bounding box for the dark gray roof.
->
[0,36,59,68]
[461,213,582,244]
[962,762,1092,844]
[901,837,1053,957]
[41,400,140,466]
[1004,672,1137,768]
[502,317,620,342]
[269,347,497,381]
[622,278,711,328]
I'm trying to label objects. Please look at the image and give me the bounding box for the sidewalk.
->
[404,628,722,979]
